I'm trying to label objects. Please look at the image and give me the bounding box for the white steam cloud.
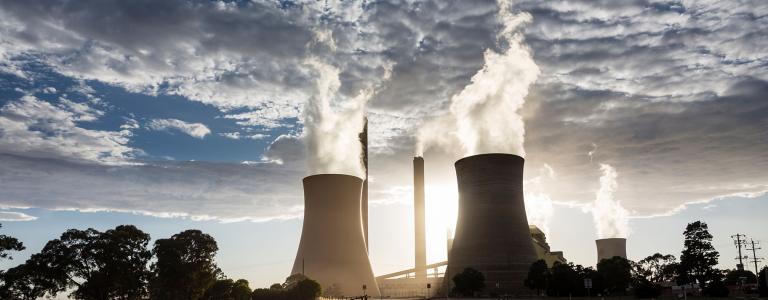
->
[302,59,368,177]
[524,163,556,235]
[589,163,630,238]
[417,0,540,157]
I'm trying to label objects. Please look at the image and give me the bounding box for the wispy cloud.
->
[148,119,211,139]
[0,211,37,221]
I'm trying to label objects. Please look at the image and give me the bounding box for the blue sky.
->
[1,0,767,291]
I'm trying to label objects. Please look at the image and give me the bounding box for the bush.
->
[452,268,485,297]
[703,279,729,297]
[633,280,663,298]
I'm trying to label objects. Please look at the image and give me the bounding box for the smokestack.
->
[444,154,538,294]
[291,174,380,297]
[359,117,369,250]
[414,156,426,281]
[595,238,627,264]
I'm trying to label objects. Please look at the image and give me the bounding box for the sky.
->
[1,0,767,291]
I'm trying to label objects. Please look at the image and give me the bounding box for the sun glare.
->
[424,184,459,264]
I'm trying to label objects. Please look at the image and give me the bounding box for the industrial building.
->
[289,121,573,298]
[596,238,628,264]
[376,154,567,298]
[290,174,380,297]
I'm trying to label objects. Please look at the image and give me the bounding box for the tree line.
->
[0,224,321,300]
[523,221,768,298]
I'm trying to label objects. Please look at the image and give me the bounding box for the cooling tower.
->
[291,174,380,297]
[414,157,426,281]
[444,153,538,295]
[596,238,627,263]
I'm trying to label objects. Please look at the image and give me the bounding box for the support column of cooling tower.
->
[291,174,380,297]
[414,157,427,281]
[360,118,369,250]
[443,153,538,295]
[595,238,628,264]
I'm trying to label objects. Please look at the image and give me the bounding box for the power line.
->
[732,233,748,270]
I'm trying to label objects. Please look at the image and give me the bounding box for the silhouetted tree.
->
[0,261,57,300]
[282,273,307,290]
[574,264,600,297]
[288,279,321,300]
[548,262,578,296]
[525,260,549,295]
[632,279,664,299]
[0,224,24,262]
[16,225,151,300]
[202,278,251,300]
[452,267,485,297]
[723,269,756,285]
[250,288,284,300]
[678,221,719,288]
[232,279,252,300]
[597,256,632,295]
[634,253,677,283]
[150,229,220,300]
[702,271,729,297]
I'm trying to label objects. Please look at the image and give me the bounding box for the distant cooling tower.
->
[444,154,538,295]
[291,174,380,297]
[596,238,627,263]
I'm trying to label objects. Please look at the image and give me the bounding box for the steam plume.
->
[417,0,539,157]
[303,58,368,178]
[590,163,630,238]
[524,164,556,235]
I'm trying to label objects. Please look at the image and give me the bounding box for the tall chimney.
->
[444,153,538,295]
[291,174,380,297]
[414,156,426,281]
[359,117,368,250]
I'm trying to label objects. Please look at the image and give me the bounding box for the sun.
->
[424,184,459,264]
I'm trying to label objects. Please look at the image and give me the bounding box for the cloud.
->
[0,0,766,223]
[0,153,305,222]
[0,211,37,221]
[148,118,211,139]
[219,132,268,140]
[0,95,136,165]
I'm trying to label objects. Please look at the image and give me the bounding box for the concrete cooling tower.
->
[444,153,538,295]
[291,174,380,297]
[596,238,627,263]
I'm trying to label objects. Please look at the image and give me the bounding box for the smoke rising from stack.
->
[303,59,368,177]
[590,163,630,238]
[524,164,556,235]
[416,0,539,157]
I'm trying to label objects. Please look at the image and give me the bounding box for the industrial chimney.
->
[444,153,538,295]
[359,117,369,250]
[595,238,627,264]
[414,157,426,282]
[291,174,380,297]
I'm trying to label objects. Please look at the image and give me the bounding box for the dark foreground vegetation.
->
[520,221,767,299]
[0,224,320,300]
[2,220,766,299]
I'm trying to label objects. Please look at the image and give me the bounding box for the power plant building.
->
[596,238,628,263]
[443,154,539,295]
[290,174,380,297]
[530,225,567,267]
[290,152,568,298]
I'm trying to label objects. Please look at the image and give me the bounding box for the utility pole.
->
[746,239,763,277]
[732,234,748,270]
